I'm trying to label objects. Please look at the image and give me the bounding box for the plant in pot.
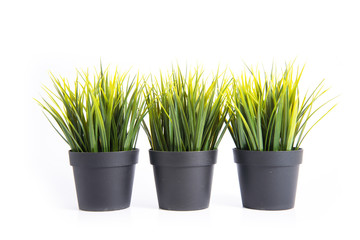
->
[142,66,229,211]
[227,62,336,210]
[36,66,147,211]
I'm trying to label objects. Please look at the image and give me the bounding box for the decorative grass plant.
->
[36,66,147,152]
[227,62,336,151]
[142,66,229,151]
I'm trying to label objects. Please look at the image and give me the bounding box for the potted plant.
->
[36,65,147,211]
[227,62,336,210]
[142,66,229,211]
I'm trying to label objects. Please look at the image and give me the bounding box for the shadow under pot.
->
[233,149,303,210]
[149,150,217,211]
[69,149,138,211]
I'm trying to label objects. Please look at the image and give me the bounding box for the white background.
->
[1,0,359,239]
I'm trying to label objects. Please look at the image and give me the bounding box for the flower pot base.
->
[154,166,214,211]
[69,150,138,211]
[73,166,135,211]
[237,165,299,210]
[149,150,217,211]
[233,149,303,211]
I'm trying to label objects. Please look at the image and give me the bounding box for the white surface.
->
[1,0,359,239]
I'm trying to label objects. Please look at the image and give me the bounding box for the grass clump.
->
[227,62,336,151]
[36,66,147,152]
[142,66,230,151]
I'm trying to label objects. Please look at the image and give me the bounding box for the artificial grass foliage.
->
[37,66,147,152]
[227,62,336,151]
[142,66,230,151]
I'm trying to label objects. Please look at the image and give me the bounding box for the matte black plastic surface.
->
[233,149,303,210]
[149,150,217,211]
[69,149,138,211]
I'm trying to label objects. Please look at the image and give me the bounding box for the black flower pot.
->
[69,149,138,211]
[233,149,303,210]
[149,150,217,211]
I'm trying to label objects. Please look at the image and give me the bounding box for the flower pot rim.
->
[149,149,217,167]
[69,148,139,168]
[233,148,303,166]
[69,148,139,154]
[149,149,217,153]
[232,148,303,153]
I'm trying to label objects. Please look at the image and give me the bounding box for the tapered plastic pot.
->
[233,149,303,210]
[69,149,138,211]
[149,150,217,211]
